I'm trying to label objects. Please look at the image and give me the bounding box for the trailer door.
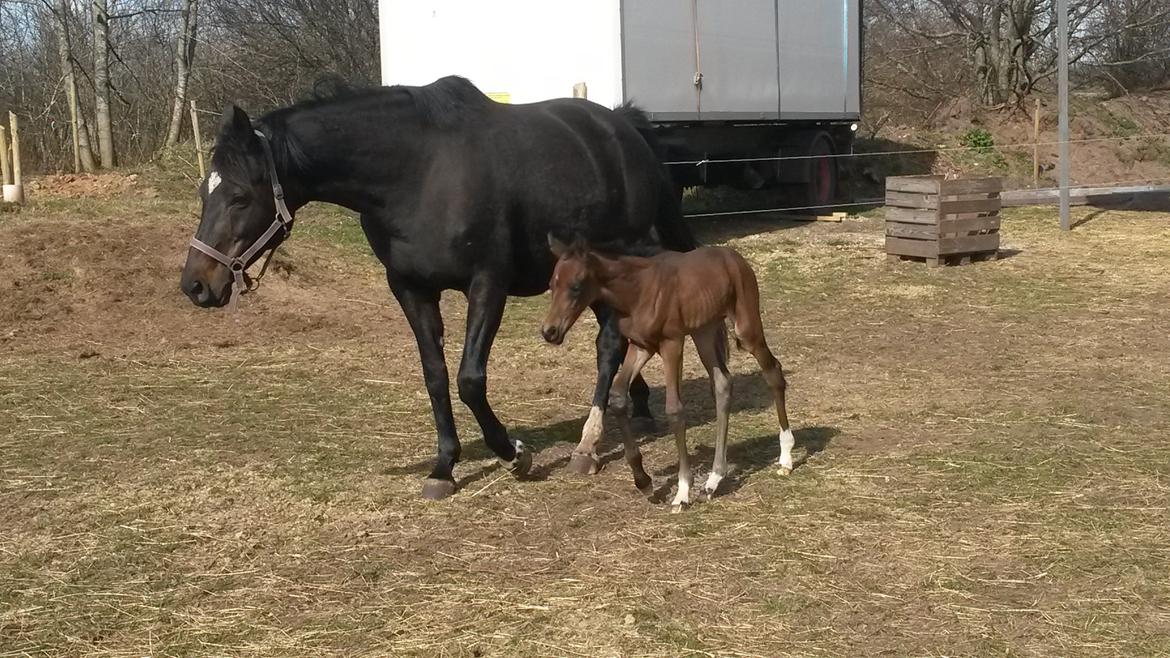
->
[622,0,698,117]
[694,0,780,118]
[777,0,851,117]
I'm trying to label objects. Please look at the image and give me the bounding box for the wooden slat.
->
[938,216,1001,234]
[885,207,938,225]
[886,176,942,194]
[939,178,1002,195]
[886,236,939,258]
[886,190,939,209]
[939,197,1002,215]
[886,223,939,240]
[938,233,1000,255]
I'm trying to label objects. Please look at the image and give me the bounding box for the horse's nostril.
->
[541,326,558,343]
[189,280,204,296]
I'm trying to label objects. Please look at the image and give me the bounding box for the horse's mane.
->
[212,75,491,184]
[279,74,491,128]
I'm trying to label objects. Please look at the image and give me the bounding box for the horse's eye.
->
[569,282,583,296]
[229,195,249,208]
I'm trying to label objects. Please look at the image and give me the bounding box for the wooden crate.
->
[885,175,1002,266]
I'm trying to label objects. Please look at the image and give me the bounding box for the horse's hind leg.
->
[693,323,732,499]
[734,310,795,476]
[609,344,655,494]
[660,339,692,512]
[457,276,530,478]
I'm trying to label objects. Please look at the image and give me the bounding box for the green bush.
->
[960,127,996,155]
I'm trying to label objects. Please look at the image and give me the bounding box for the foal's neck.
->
[593,253,654,316]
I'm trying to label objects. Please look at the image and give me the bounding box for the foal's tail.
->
[615,102,700,253]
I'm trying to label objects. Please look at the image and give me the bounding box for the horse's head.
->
[180,105,293,308]
[542,234,603,345]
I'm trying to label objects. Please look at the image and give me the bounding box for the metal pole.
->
[1058,0,1070,230]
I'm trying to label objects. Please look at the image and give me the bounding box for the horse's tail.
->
[615,102,700,252]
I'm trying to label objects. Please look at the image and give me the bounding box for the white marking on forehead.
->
[207,170,222,194]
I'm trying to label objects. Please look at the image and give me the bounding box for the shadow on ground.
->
[384,369,837,498]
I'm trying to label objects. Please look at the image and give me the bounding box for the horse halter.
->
[188,129,294,308]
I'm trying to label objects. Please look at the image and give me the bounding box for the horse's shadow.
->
[384,370,840,496]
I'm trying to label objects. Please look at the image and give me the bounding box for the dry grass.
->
[2,176,1170,656]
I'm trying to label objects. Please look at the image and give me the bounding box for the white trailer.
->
[379,0,862,203]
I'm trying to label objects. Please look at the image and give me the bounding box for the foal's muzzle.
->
[541,324,564,345]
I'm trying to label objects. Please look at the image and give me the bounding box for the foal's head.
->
[542,235,603,345]
[180,106,290,308]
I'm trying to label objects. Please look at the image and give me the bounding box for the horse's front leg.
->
[387,276,462,500]
[569,304,638,474]
[457,275,531,477]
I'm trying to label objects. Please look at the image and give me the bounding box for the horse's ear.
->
[548,233,570,258]
[220,104,252,136]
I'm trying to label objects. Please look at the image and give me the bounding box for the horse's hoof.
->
[567,453,600,476]
[777,465,793,477]
[633,474,654,496]
[629,415,657,434]
[507,449,533,477]
[671,502,690,514]
[421,478,457,500]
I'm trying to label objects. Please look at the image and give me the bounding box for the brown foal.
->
[541,236,795,511]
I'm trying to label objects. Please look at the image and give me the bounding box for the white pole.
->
[1058,0,1070,230]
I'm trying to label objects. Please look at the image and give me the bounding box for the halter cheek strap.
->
[189,129,295,309]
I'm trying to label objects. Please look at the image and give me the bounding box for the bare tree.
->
[92,0,115,167]
[53,0,98,172]
[163,0,198,148]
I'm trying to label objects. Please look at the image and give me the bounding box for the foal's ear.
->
[220,104,253,136]
[548,233,571,258]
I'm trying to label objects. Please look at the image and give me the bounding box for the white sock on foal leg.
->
[777,429,795,476]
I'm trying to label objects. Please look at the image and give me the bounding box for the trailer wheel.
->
[803,134,838,210]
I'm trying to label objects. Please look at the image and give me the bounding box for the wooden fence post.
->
[3,112,23,205]
[190,100,206,179]
[0,125,10,186]
[1032,98,1041,187]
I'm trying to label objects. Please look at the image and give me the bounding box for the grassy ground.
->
[2,174,1170,656]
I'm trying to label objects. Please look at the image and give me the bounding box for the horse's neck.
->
[595,255,653,315]
[274,105,428,216]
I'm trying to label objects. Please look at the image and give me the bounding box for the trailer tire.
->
[797,133,838,210]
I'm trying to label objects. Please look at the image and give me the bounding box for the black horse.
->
[179,77,696,499]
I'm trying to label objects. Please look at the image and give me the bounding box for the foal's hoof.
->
[421,478,457,500]
[567,453,600,476]
[506,449,533,477]
[629,415,657,434]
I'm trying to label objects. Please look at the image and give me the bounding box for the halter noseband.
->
[189,129,294,308]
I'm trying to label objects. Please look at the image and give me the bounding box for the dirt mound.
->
[27,172,159,200]
[0,216,402,360]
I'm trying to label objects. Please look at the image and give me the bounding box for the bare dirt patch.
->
[25,172,159,200]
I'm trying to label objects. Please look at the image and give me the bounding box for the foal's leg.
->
[386,277,461,500]
[608,344,656,494]
[659,339,692,512]
[734,314,795,475]
[457,276,530,477]
[693,323,732,499]
[572,305,652,474]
